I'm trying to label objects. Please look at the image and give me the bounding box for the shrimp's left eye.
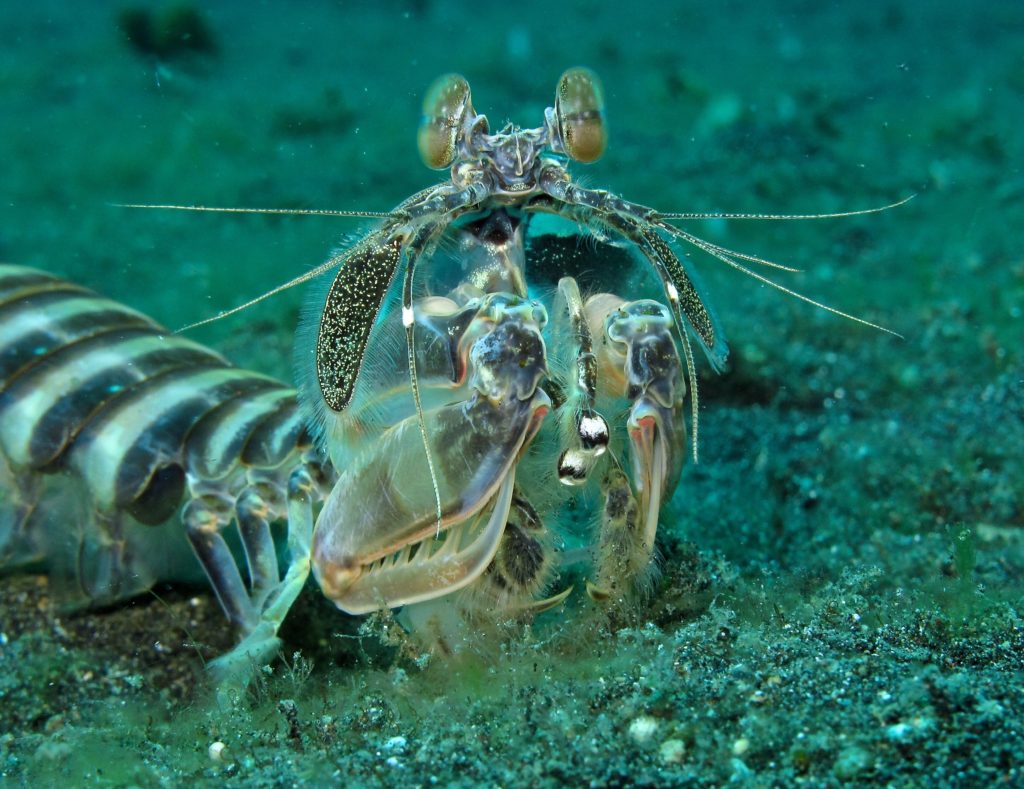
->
[418,73,472,169]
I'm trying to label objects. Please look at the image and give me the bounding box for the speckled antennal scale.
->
[316,235,402,411]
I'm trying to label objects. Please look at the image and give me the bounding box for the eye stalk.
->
[553,67,607,163]
[418,73,473,170]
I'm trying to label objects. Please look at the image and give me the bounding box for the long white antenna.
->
[111,202,394,219]
[659,194,914,221]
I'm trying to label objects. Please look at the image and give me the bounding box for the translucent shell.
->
[417,73,472,170]
[554,67,607,163]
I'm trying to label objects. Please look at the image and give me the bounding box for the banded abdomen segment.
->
[0,265,311,613]
[0,265,305,520]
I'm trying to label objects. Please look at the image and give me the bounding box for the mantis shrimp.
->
[0,69,905,683]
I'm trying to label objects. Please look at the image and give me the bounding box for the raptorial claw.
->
[312,292,551,614]
[585,296,687,602]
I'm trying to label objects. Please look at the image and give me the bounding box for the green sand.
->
[1,2,1021,785]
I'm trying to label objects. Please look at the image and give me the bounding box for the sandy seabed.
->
[1,1,1021,785]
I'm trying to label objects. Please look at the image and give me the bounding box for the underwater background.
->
[1,0,1022,785]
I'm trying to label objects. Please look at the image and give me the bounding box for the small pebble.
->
[34,741,72,763]
[659,738,686,764]
[627,715,660,745]
[208,741,229,763]
[384,735,408,752]
[834,745,871,779]
[886,722,912,741]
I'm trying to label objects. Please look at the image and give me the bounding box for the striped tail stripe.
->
[70,363,288,518]
[0,330,227,468]
[0,264,309,528]
[185,387,301,480]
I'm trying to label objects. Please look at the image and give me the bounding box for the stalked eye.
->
[417,73,472,169]
[554,67,607,163]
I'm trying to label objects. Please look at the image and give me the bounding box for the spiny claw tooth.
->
[437,521,464,556]
[319,471,515,614]
[524,585,574,613]
[585,580,611,602]
[316,560,362,602]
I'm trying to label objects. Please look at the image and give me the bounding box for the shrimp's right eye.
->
[418,73,473,170]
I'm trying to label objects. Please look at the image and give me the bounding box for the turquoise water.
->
[1,1,1022,785]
